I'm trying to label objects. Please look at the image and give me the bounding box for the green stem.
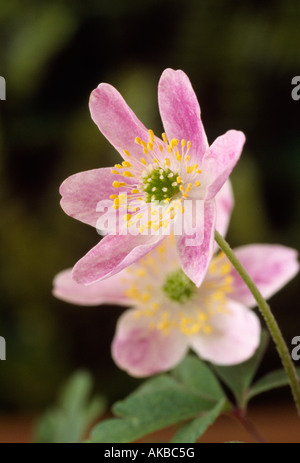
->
[215,230,300,416]
[232,408,266,443]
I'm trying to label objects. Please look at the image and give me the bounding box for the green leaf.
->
[247,368,300,401]
[91,356,227,443]
[35,370,105,443]
[172,355,225,402]
[113,386,213,420]
[131,374,179,396]
[212,330,269,405]
[171,399,226,443]
[91,384,214,443]
[91,418,142,444]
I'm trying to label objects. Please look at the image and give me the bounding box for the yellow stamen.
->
[122,161,132,168]
[204,325,212,335]
[112,181,126,188]
[148,129,154,140]
[123,171,135,178]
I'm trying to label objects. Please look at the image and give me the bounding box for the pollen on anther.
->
[162,133,168,143]
[123,171,135,178]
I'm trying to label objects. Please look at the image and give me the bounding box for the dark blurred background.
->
[0,0,300,410]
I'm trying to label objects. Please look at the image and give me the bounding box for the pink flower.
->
[53,234,299,377]
[60,69,245,287]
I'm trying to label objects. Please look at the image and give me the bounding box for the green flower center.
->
[142,167,180,203]
[162,269,196,303]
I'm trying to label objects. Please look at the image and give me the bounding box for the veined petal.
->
[230,245,300,308]
[215,180,234,238]
[189,300,261,365]
[112,308,189,377]
[89,83,150,161]
[203,130,245,201]
[60,168,132,228]
[53,268,131,306]
[73,233,164,285]
[176,200,216,287]
[158,69,208,163]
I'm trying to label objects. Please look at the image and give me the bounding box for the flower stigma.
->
[162,269,196,303]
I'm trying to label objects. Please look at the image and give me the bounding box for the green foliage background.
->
[0,0,300,409]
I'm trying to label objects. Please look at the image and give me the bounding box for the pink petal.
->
[89,83,150,161]
[176,200,216,287]
[60,168,128,228]
[189,301,261,365]
[230,245,300,308]
[112,309,189,377]
[73,233,164,285]
[203,130,245,201]
[158,69,208,163]
[215,180,234,237]
[53,268,131,306]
